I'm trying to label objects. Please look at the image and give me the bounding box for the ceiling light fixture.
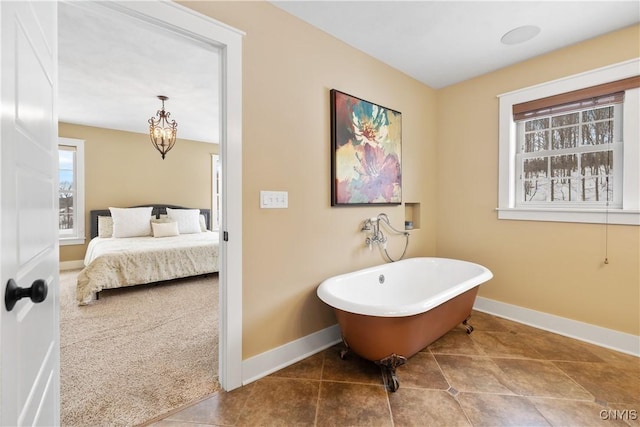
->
[148,95,178,159]
[501,25,541,45]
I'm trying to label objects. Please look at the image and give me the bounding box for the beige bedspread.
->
[77,231,219,304]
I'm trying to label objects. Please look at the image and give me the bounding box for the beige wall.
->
[59,122,217,262]
[436,25,640,335]
[181,1,438,358]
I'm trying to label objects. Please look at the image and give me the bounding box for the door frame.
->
[65,0,244,390]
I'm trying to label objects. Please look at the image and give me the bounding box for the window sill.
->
[59,237,86,246]
[496,208,640,225]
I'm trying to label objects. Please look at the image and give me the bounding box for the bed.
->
[76,204,219,304]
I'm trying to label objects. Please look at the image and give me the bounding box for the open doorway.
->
[56,1,243,424]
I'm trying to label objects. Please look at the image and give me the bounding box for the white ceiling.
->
[271,0,640,89]
[58,2,220,144]
[58,1,639,142]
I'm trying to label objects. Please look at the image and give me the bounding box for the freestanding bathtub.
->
[317,257,493,391]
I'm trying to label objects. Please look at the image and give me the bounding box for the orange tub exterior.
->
[334,286,479,361]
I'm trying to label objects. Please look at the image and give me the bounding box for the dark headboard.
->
[90,204,211,239]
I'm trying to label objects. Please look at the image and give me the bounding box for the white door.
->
[0,1,60,425]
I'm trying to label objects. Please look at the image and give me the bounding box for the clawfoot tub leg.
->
[376,354,407,392]
[462,315,474,334]
[339,338,350,360]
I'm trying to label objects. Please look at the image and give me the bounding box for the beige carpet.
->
[59,270,220,427]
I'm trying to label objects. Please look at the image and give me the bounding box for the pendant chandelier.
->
[148,95,178,159]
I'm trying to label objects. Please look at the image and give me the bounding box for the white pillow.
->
[151,221,179,238]
[199,214,208,232]
[98,216,113,238]
[166,208,201,234]
[151,217,172,224]
[109,207,153,238]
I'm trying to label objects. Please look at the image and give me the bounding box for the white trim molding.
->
[79,0,246,391]
[242,325,341,385]
[474,296,640,357]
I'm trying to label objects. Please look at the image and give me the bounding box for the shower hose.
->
[376,213,410,263]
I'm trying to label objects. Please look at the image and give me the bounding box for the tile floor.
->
[148,311,639,426]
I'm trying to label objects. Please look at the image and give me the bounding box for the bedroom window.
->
[497,59,640,225]
[58,138,86,245]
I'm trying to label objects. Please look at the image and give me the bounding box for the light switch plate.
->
[260,190,288,208]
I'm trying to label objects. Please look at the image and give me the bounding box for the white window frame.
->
[497,58,640,225]
[58,137,86,245]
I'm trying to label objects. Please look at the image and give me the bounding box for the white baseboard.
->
[241,324,341,385]
[60,260,84,271]
[473,296,640,357]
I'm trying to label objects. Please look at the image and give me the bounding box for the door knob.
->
[4,278,48,312]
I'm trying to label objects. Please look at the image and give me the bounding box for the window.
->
[58,138,85,245]
[498,59,640,225]
[517,98,621,207]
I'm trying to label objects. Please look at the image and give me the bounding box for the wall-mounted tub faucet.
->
[363,217,387,250]
[362,214,410,262]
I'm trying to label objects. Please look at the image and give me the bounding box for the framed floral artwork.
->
[330,89,402,206]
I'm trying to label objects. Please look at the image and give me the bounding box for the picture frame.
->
[330,89,402,206]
